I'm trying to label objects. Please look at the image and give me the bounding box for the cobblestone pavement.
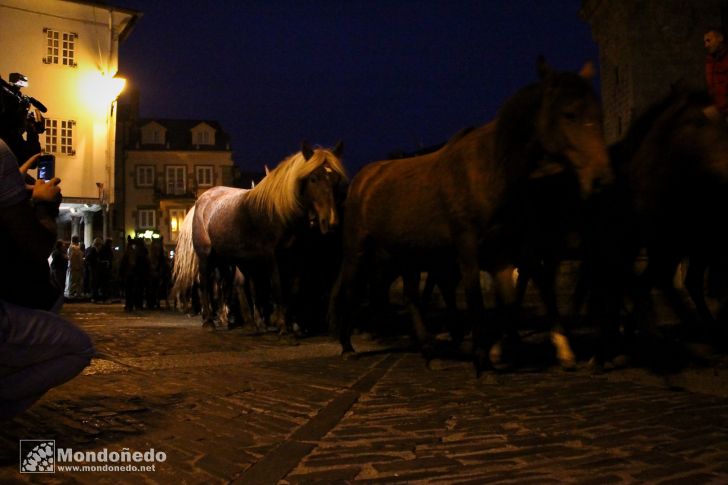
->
[1,302,728,484]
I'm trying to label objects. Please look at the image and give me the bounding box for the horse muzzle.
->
[309,207,338,234]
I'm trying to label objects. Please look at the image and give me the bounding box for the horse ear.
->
[537,55,551,80]
[332,140,344,158]
[301,140,314,161]
[578,61,596,80]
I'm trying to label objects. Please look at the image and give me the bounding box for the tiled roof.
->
[130,118,231,151]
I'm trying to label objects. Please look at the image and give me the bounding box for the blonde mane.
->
[244,147,347,223]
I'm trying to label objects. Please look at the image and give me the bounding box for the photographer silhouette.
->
[0,74,94,418]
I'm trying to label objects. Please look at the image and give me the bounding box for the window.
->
[136,166,155,187]
[169,208,186,240]
[44,29,76,67]
[195,131,210,145]
[196,166,214,187]
[166,166,186,195]
[137,209,156,229]
[140,123,166,145]
[44,119,75,155]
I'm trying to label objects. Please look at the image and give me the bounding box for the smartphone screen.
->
[37,154,55,181]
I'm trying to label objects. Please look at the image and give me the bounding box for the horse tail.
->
[171,206,198,298]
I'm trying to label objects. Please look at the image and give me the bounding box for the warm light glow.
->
[170,217,179,232]
[79,71,126,112]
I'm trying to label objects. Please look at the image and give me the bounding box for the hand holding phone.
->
[37,154,55,181]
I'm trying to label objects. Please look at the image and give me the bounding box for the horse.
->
[597,87,728,361]
[173,141,347,332]
[330,58,612,374]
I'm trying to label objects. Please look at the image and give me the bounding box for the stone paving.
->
[1,302,728,484]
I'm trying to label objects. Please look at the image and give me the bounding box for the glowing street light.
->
[79,71,126,113]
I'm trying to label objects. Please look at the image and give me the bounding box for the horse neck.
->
[493,84,542,181]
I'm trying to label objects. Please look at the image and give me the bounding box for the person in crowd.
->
[66,235,85,299]
[98,238,114,302]
[87,237,103,302]
[704,28,728,119]
[49,240,68,294]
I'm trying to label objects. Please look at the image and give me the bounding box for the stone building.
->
[121,118,235,251]
[580,0,724,142]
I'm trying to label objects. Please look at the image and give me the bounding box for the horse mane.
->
[493,81,543,176]
[611,88,712,174]
[244,147,347,224]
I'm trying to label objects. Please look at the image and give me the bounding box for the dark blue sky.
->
[117,1,598,174]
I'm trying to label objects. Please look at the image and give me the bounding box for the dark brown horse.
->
[330,59,612,373]
[599,88,728,359]
[174,142,347,331]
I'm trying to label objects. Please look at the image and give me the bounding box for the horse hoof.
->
[473,349,489,378]
[202,321,216,331]
[611,354,631,369]
[551,332,576,371]
[341,350,357,361]
[488,342,511,371]
[280,334,299,346]
[587,356,605,374]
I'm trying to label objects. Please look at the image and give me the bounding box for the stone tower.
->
[580,0,723,143]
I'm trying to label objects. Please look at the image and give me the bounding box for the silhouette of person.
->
[0,140,94,418]
[66,235,84,299]
[704,28,728,119]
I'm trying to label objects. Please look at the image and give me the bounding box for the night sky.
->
[116,1,598,174]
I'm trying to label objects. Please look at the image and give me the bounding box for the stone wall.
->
[581,0,722,143]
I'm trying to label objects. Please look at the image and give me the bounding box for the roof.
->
[60,0,142,42]
[131,118,232,151]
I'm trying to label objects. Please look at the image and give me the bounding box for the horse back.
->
[346,121,502,251]
[193,186,249,256]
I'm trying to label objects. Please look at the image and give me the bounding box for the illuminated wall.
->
[0,0,137,202]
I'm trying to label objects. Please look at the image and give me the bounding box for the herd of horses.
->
[172,58,728,375]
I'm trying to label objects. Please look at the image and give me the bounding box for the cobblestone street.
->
[1,302,728,484]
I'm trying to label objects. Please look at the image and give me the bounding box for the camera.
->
[0,73,47,114]
[37,154,55,181]
[1,73,48,163]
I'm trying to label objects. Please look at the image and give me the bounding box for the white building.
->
[0,0,139,245]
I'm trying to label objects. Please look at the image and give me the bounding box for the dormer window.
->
[140,122,167,146]
[190,122,215,147]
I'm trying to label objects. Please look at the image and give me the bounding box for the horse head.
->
[536,58,613,196]
[631,88,728,187]
[300,140,347,234]
[498,57,612,198]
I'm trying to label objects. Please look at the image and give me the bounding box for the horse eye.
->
[563,112,578,122]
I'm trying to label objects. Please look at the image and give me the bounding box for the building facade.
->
[580,0,723,143]
[0,0,138,245]
[122,118,235,251]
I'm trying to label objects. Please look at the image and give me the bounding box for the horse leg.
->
[402,270,434,358]
[456,238,490,375]
[490,264,520,370]
[533,258,576,370]
[432,265,464,346]
[267,259,292,337]
[219,264,244,330]
[685,256,715,325]
[197,257,216,329]
[330,249,366,357]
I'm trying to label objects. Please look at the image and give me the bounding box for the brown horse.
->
[330,59,612,373]
[173,142,347,331]
[598,88,728,360]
